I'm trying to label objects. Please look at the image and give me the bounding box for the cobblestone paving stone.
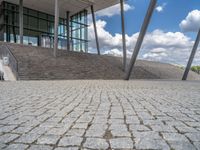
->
[0,80,200,150]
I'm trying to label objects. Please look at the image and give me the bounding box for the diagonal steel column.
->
[125,0,157,80]
[91,5,100,55]
[54,0,59,57]
[19,0,23,44]
[66,11,70,51]
[120,0,127,72]
[182,28,200,80]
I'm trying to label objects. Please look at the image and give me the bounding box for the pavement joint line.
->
[0,80,199,150]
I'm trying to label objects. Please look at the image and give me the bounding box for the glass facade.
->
[0,1,88,52]
[71,10,88,52]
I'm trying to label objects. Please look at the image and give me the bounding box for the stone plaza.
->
[0,80,200,150]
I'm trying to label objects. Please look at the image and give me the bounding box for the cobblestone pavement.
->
[0,80,200,150]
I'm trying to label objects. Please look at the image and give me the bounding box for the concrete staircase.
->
[0,42,199,80]
[3,42,125,80]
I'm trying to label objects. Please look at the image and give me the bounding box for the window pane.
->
[39,13,47,19]
[48,15,54,21]
[49,22,54,34]
[23,8,28,14]
[23,15,28,28]
[29,36,38,46]
[29,16,38,29]
[29,9,37,17]
[39,20,47,32]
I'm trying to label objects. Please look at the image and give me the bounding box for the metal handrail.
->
[0,44,18,79]
[0,70,4,81]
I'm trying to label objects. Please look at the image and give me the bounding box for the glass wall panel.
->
[71,10,88,52]
[23,15,28,28]
[39,12,47,20]
[29,16,38,29]
[29,9,37,17]
[0,1,88,52]
[39,20,48,32]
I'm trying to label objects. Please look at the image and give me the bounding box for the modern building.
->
[0,0,120,53]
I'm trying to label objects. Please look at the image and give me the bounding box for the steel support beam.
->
[54,0,59,57]
[66,11,70,51]
[120,0,127,72]
[182,29,200,80]
[91,5,100,55]
[125,0,157,80]
[19,0,23,44]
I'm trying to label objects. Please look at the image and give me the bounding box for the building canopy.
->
[1,0,120,17]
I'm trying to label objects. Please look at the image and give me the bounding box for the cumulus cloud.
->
[179,10,200,32]
[155,3,167,12]
[104,49,123,57]
[88,20,200,66]
[104,49,132,58]
[143,48,167,61]
[88,19,137,54]
[96,3,133,17]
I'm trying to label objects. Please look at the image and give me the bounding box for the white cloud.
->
[179,10,200,32]
[96,3,133,17]
[155,3,167,12]
[104,49,123,57]
[104,49,132,58]
[156,6,163,12]
[88,20,200,66]
[142,48,168,61]
[143,48,167,61]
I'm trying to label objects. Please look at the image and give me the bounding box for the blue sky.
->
[102,0,200,37]
[88,0,200,66]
